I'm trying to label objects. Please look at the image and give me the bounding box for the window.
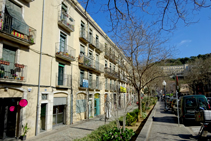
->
[185,98,197,108]
[89,29,92,43]
[110,63,111,71]
[105,60,107,68]
[96,75,99,89]
[96,54,99,70]
[42,94,48,100]
[80,45,85,55]
[80,21,85,37]
[58,63,64,85]
[60,33,66,52]
[89,72,92,88]
[96,35,99,47]
[2,45,16,78]
[114,65,115,71]
[61,3,67,13]
[80,70,84,87]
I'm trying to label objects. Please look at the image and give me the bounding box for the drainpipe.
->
[70,63,73,124]
[35,0,45,136]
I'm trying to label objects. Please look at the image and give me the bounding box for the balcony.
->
[104,67,118,79]
[104,48,110,59]
[95,41,104,52]
[0,12,36,46]
[110,53,118,64]
[58,11,75,32]
[105,83,110,91]
[78,55,104,73]
[55,42,75,62]
[56,73,71,88]
[0,61,27,83]
[79,29,89,44]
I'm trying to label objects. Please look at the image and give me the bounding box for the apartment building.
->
[0,0,136,139]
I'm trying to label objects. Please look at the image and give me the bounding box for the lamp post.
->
[162,80,167,111]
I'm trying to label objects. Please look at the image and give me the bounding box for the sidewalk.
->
[137,101,195,141]
[27,104,138,141]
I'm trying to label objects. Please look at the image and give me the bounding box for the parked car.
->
[179,95,210,124]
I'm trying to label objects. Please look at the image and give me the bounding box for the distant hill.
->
[165,53,211,66]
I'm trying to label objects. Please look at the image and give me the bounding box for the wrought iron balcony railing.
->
[0,61,27,82]
[78,55,104,72]
[0,12,36,46]
[79,28,89,44]
[58,11,75,32]
[104,67,118,79]
[56,73,71,87]
[105,83,110,91]
[55,42,75,61]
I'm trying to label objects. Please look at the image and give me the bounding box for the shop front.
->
[0,98,21,140]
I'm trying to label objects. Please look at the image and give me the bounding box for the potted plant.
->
[0,70,4,78]
[20,76,24,81]
[20,123,30,140]
[12,74,17,79]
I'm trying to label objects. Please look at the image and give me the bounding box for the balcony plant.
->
[0,70,4,78]
[0,58,10,66]
[15,63,24,68]
[20,123,30,140]
[12,74,17,79]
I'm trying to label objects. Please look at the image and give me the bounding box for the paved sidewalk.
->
[137,101,195,141]
[27,104,137,141]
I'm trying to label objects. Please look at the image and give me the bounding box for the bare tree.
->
[113,22,173,117]
[184,57,211,95]
[77,0,211,31]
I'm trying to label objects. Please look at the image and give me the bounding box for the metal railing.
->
[105,83,110,90]
[0,11,36,44]
[104,67,118,78]
[58,11,75,32]
[0,61,27,82]
[78,54,95,68]
[55,42,75,61]
[105,48,110,57]
[78,55,104,72]
[79,28,89,42]
[96,41,104,52]
[56,73,71,87]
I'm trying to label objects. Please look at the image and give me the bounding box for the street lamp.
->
[162,80,167,111]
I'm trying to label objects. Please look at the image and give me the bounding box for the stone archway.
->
[76,92,87,121]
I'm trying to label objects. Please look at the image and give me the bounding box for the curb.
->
[136,102,157,141]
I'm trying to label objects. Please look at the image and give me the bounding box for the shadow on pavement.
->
[153,116,178,124]
[157,132,197,140]
[70,127,94,131]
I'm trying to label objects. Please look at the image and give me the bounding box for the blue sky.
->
[79,1,211,59]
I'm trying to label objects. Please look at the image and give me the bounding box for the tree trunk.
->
[137,91,142,120]
[123,115,126,132]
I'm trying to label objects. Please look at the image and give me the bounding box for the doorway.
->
[0,98,20,140]
[53,105,65,126]
[40,104,47,132]
[94,94,100,116]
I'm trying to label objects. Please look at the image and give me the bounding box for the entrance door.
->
[53,105,65,126]
[40,104,46,131]
[94,94,100,116]
[0,98,20,140]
